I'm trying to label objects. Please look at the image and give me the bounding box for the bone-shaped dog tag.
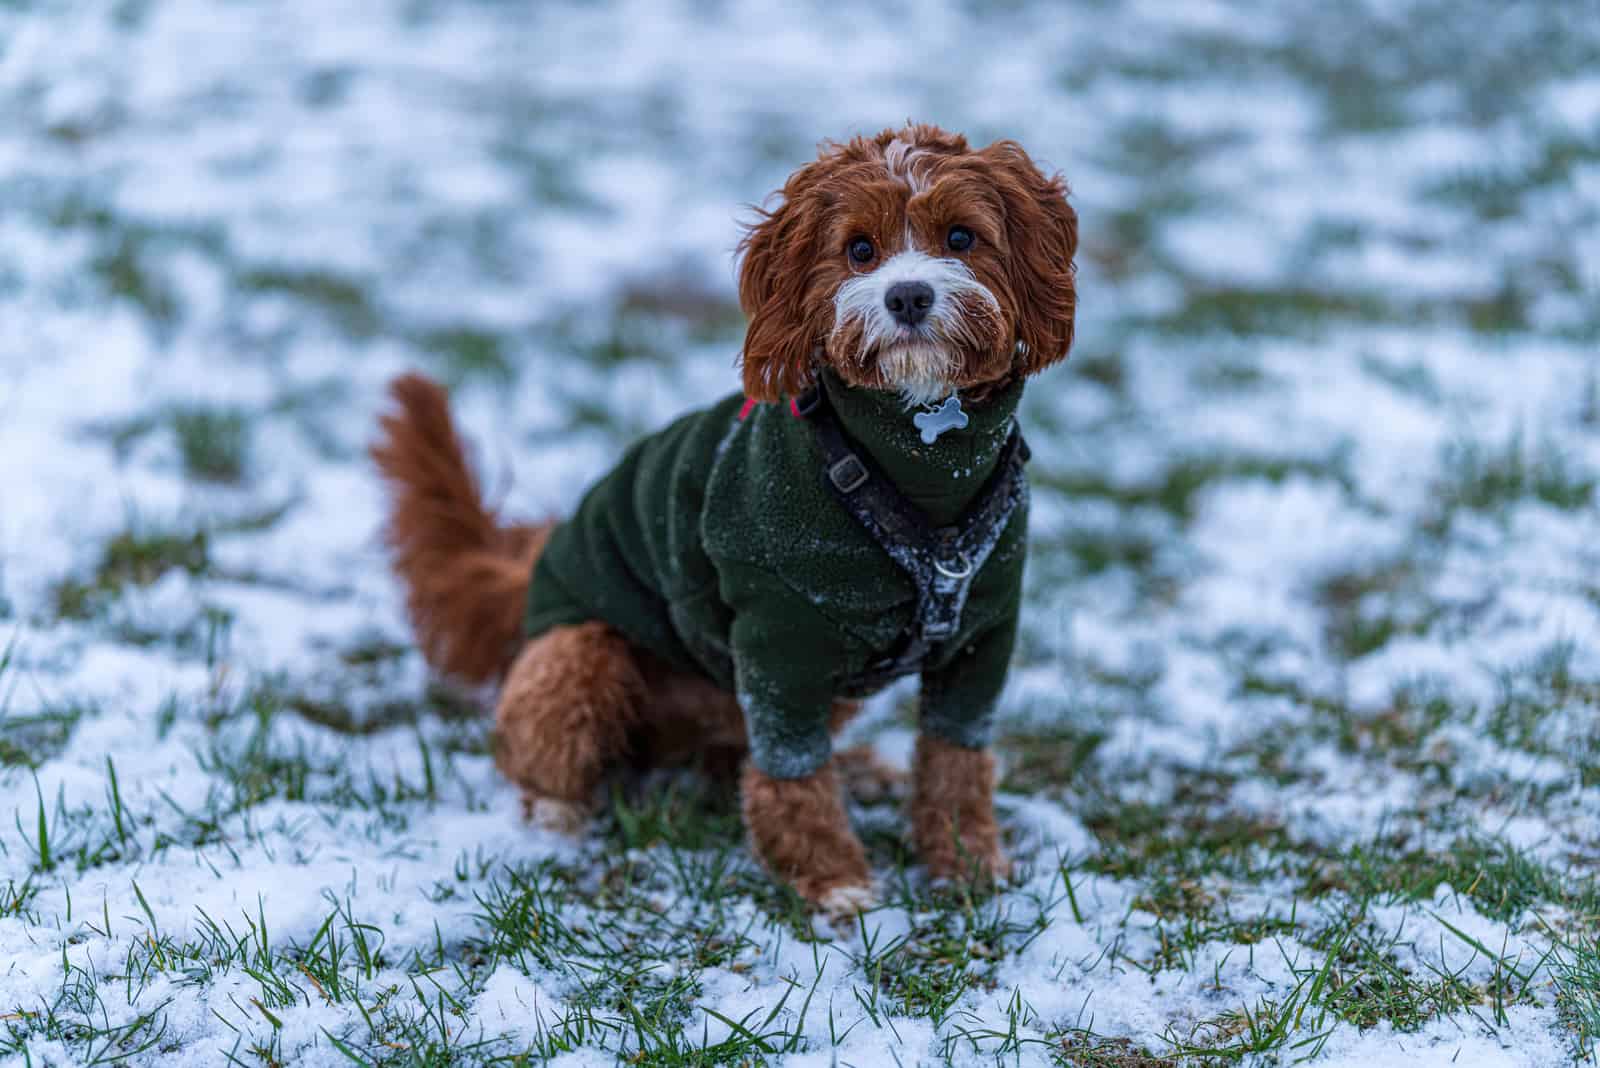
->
[913,395,968,444]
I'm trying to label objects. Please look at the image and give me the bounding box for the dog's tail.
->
[371,373,552,685]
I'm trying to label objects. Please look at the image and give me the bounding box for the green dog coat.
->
[524,368,1029,779]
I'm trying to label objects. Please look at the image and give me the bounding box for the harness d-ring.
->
[933,552,973,579]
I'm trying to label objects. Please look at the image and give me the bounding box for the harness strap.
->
[796,381,1029,683]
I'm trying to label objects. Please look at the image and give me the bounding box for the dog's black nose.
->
[884,281,934,327]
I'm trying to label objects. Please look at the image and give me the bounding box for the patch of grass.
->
[338,635,411,668]
[1459,280,1535,334]
[0,876,41,922]
[86,404,258,483]
[1310,833,1591,924]
[171,405,252,483]
[1315,557,1432,661]
[548,290,744,372]
[238,266,379,337]
[2,750,160,875]
[89,231,182,328]
[1052,526,1160,578]
[241,660,482,740]
[602,775,743,855]
[81,410,161,462]
[616,281,746,347]
[98,528,210,587]
[1148,286,1394,337]
[1317,912,1540,1034]
[1225,669,1448,767]
[1484,640,1600,765]
[1436,430,1597,517]
[1092,187,1204,279]
[1581,365,1600,429]
[1257,1,1595,132]
[191,683,444,824]
[1,625,89,769]
[1164,903,1543,1062]
[1069,349,1127,392]
[1330,612,1406,662]
[36,198,224,332]
[1336,685,1457,764]
[1189,358,1266,392]
[417,325,513,384]
[855,884,1055,1027]
[1359,354,1442,403]
[1109,118,1246,174]
[998,727,1106,795]
[492,136,605,212]
[215,499,301,538]
[1424,130,1600,222]
[1038,452,1348,523]
[0,704,90,769]
[1551,931,1600,1061]
[1052,1032,1179,1067]
[457,856,823,1064]
[1081,796,1299,899]
[51,524,210,621]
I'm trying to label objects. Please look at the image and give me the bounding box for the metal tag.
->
[912,395,968,444]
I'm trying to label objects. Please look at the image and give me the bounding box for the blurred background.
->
[2,1,1599,1063]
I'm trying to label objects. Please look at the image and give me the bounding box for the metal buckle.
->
[828,454,869,493]
[933,552,973,579]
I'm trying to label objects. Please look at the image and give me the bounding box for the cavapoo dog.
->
[372,123,1076,916]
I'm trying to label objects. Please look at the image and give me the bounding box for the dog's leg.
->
[494,621,645,833]
[741,761,875,916]
[910,734,1010,883]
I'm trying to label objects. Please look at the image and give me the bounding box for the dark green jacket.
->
[525,369,1028,778]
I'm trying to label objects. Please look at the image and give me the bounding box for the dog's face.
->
[738,124,1078,405]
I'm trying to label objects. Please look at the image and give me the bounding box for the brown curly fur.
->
[493,622,647,804]
[911,734,1009,882]
[627,663,863,784]
[625,660,748,779]
[370,373,551,684]
[741,761,871,902]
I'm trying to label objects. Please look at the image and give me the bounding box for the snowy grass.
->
[2,0,1599,1064]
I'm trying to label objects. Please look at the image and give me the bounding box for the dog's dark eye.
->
[847,237,875,265]
[946,226,975,252]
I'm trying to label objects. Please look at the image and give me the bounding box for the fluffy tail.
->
[370,373,552,684]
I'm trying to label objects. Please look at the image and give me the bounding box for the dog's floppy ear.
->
[737,161,829,402]
[981,140,1078,375]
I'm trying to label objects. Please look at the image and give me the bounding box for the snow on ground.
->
[1,0,1598,1064]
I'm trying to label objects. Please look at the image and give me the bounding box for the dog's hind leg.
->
[493,621,645,832]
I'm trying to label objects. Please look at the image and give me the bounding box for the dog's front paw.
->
[911,734,1008,885]
[741,761,875,910]
[522,792,590,836]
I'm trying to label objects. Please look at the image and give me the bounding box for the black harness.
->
[794,381,1030,691]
